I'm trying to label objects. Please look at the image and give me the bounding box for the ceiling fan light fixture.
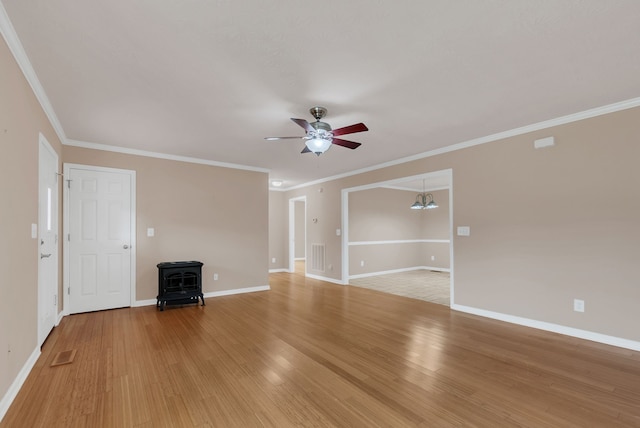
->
[305,137,332,155]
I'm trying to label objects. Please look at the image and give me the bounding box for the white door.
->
[66,165,135,314]
[38,135,59,346]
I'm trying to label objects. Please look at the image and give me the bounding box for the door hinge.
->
[66,179,71,189]
[68,287,70,295]
[67,233,70,242]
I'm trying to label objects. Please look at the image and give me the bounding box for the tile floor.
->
[349,269,450,306]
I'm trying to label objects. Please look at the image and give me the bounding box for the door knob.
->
[123,245,130,249]
[40,253,52,259]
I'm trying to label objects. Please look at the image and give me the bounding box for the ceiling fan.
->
[265,106,368,155]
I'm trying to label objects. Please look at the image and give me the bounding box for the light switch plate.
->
[457,226,470,236]
[147,228,155,237]
[31,223,38,239]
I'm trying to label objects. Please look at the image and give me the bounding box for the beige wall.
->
[268,190,286,270]
[64,147,269,300]
[278,106,640,342]
[0,36,63,403]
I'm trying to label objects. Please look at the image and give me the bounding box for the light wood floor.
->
[3,271,640,427]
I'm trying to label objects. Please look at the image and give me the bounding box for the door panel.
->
[68,167,133,313]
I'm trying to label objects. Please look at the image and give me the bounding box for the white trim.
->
[348,266,450,280]
[0,4,67,145]
[133,285,271,307]
[452,304,640,352]
[269,268,288,273]
[0,346,40,423]
[37,133,60,348]
[132,299,157,307]
[294,257,306,261]
[63,163,136,315]
[382,184,450,193]
[286,97,640,191]
[288,196,306,274]
[305,273,346,285]
[349,239,450,246]
[448,175,455,306]
[204,285,270,298]
[65,139,270,174]
[341,169,453,285]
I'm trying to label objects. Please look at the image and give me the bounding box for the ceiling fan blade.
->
[264,136,303,140]
[291,118,314,133]
[332,138,361,150]
[331,122,368,137]
[301,146,312,154]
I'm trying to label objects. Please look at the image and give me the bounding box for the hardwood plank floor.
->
[3,270,640,427]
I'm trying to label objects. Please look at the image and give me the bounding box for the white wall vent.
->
[311,243,325,272]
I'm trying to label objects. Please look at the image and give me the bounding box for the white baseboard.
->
[268,268,288,273]
[0,346,41,423]
[203,285,270,298]
[294,257,306,261]
[349,266,450,280]
[134,285,271,307]
[452,304,640,352]
[305,273,346,285]
[133,298,157,307]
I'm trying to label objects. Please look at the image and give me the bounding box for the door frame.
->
[62,163,137,315]
[37,133,59,346]
[340,169,454,304]
[288,196,306,273]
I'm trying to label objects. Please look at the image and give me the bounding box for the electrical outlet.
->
[573,299,585,312]
[213,273,219,281]
[360,260,365,267]
[271,258,276,263]
[431,255,435,261]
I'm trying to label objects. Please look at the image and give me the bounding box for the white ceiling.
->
[3,1,640,189]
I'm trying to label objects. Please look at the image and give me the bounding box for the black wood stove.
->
[156,261,205,311]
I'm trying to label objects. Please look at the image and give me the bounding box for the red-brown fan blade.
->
[331,122,368,137]
[291,118,314,133]
[301,146,311,154]
[332,138,361,150]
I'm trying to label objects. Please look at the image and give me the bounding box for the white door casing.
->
[38,134,59,346]
[288,196,306,273]
[64,164,136,314]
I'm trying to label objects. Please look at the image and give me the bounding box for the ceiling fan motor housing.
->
[311,121,332,132]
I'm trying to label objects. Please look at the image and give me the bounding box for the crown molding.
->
[0,2,67,144]
[65,139,270,174]
[285,97,640,191]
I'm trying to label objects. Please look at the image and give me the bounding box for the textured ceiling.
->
[3,1,640,189]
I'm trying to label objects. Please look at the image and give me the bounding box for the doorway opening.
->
[341,169,453,306]
[288,196,306,274]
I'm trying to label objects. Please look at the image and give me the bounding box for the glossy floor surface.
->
[2,270,640,427]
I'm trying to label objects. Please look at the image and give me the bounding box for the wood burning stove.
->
[156,261,205,311]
